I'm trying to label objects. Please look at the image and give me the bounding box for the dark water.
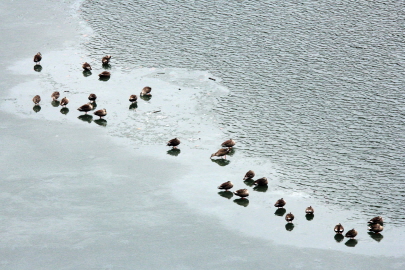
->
[81,0,405,224]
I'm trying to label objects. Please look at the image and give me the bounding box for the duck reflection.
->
[274,208,286,217]
[167,149,181,156]
[78,114,93,123]
[129,103,138,110]
[334,234,344,243]
[218,191,233,200]
[33,65,42,72]
[305,214,314,221]
[94,119,107,127]
[285,223,295,231]
[60,107,69,115]
[91,102,97,110]
[140,95,152,101]
[82,70,92,77]
[51,100,60,107]
[233,198,249,207]
[211,158,230,167]
[345,239,358,247]
[253,185,268,192]
[99,76,110,82]
[243,179,255,187]
[368,232,384,242]
[102,63,111,69]
[227,148,236,157]
[33,105,41,113]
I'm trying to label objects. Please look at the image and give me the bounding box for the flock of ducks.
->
[32,52,384,245]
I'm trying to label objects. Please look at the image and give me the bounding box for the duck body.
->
[33,52,42,64]
[345,229,358,239]
[221,139,236,148]
[51,91,60,101]
[94,108,107,119]
[368,216,383,225]
[274,198,286,208]
[167,138,180,149]
[253,177,268,186]
[218,181,234,191]
[33,95,41,105]
[60,97,69,107]
[140,86,152,96]
[77,103,93,114]
[102,55,111,64]
[88,93,97,102]
[99,71,111,78]
[129,94,138,103]
[368,223,383,233]
[82,62,92,71]
[210,148,230,159]
[233,189,249,199]
[305,206,314,214]
[243,170,255,180]
[285,212,294,223]
[334,223,344,234]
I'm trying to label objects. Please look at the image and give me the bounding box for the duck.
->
[82,62,92,71]
[32,95,41,105]
[253,177,268,186]
[99,71,111,78]
[129,94,138,103]
[88,93,97,103]
[77,103,93,114]
[167,138,180,149]
[60,97,69,107]
[51,91,60,101]
[243,170,255,180]
[33,52,42,65]
[274,198,286,208]
[233,189,249,199]
[368,223,384,233]
[140,86,152,96]
[285,212,294,223]
[218,181,234,191]
[345,228,358,239]
[368,216,383,225]
[221,139,236,148]
[102,55,111,64]
[94,108,107,119]
[305,206,314,214]
[334,223,344,234]
[210,148,230,159]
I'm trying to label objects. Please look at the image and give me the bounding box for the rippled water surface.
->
[80,0,405,224]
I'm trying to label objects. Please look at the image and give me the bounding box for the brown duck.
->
[82,62,92,71]
[167,138,180,149]
[51,91,60,101]
[102,55,111,64]
[88,93,97,102]
[243,170,255,180]
[233,189,249,199]
[274,198,286,208]
[32,95,41,105]
[368,223,383,233]
[140,86,152,96]
[210,148,230,159]
[99,71,111,78]
[129,94,138,103]
[345,229,358,239]
[334,223,344,234]
[218,181,234,191]
[60,97,69,107]
[33,52,42,65]
[285,212,294,223]
[368,216,383,225]
[305,206,314,214]
[77,103,93,114]
[253,177,268,186]
[94,108,107,119]
[221,139,236,148]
